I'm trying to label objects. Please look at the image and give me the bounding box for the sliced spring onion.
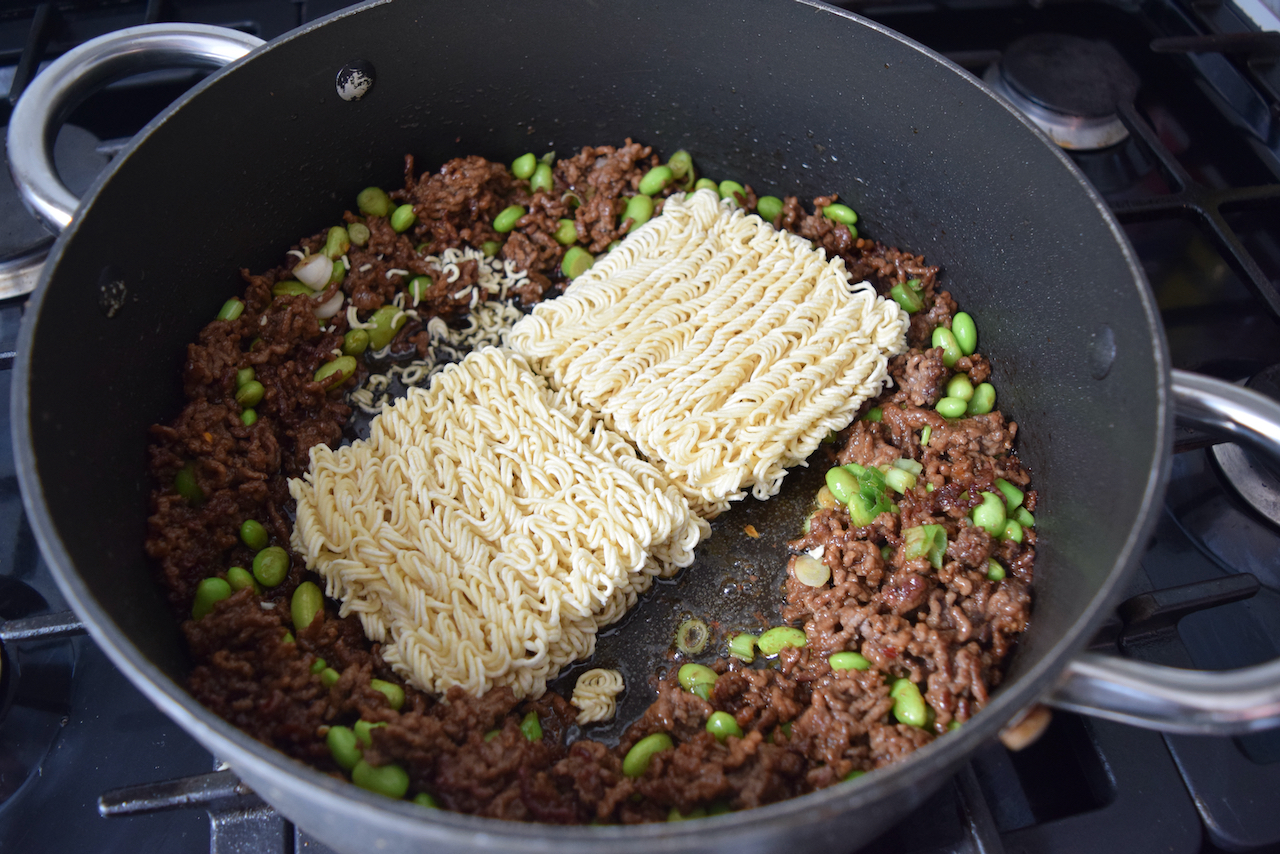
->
[793,555,830,587]
[728,633,757,662]
[675,619,709,654]
[293,253,333,289]
[994,478,1025,510]
[902,524,947,570]
[884,467,918,494]
[893,458,923,475]
[863,407,883,422]
[1014,507,1036,528]
[920,425,932,447]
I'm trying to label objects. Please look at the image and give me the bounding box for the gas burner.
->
[984,34,1139,150]
[1211,365,1280,529]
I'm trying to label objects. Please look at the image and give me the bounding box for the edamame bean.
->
[1001,519,1024,543]
[948,720,962,732]
[951,312,977,356]
[252,545,290,587]
[823,203,858,225]
[311,657,328,674]
[844,770,866,781]
[667,149,693,181]
[530,162,554,195]
[342,329,369,356]
[347,222,371,247]
[240,519,268,551]
[226,566,259,594]
[351,759,410,799]
[414,792,439,808]
[829,651,871,671]
[235,380,265,408]
[622,194,653,229]
[356,187,392,218]
[390,204,416,233]
[235,367,255,388]
[493,205,525,233]
[971,492,1007,536]
[291,581,324,630]
[706,711,743,742]
[511,152,537,179]
[561,246,593,279]
[483,729,500,742]
[327,725,361,771]
[174,463,204,505]
[639,165,673,196]
[328,262,347,289]
[678,663,718,692]
[553,218,577,245]
[966,383,996,415]
[367,306,406,350]
[323,226,351,260]
[946,374,974,402]
[931,326,962,367]
[756,195,783,222]
[354,719,386,746]
[935,396,968,419]
[890,678,928,728]
[824,466,859,505]
[481,240,501,257]
[622,732,674,777]
[371,678,406,711]
[282,631,295,644]
[192,577,232,620]
[217,298,245,321]
[315,356,357,390]
[994,478,1024,510]
[520,711,542,742]
[987,559,1006,581]
[407,276,432,304]
[889,282,924,314]
[694,178,718,192]
[668,806,708,821]
[863,407,883,422]
[321,667,340,688]
[728,633,756,662]
[757,626,807,655]
[718,180,746,205]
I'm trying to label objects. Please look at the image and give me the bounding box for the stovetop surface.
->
[2,0,1279,852]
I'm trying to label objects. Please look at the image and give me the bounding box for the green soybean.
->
[890,678,928,728]
[413,792,439,808]
[174,463,204,505]
[315,356,357,390]
[946,374,974,402]
[235,367,255,388]
[668,806,708,821]
[994,478,1024,510]
[282,631,295,644]
[823,203,858,225]
[694,178,718,193]
[191,577,232,620]
[678,663,718,692]
[310,658,328,674]
[327,725,361,771]
[520,711,543,742]
[493,205,525,233]
[291,581,324,630]
[931,326,962,368]
[863,407,883,422]
[511,152,537,179]
[351,759,410,799]
[667,149,693,180]
[757,626,807,655]
[951,312,977,356]
[371,678,406,711]
[347,222,371,247]
[935,396,968,419]
[483,729,500,743]
[217,298,245,322]
[639,165,673,196]
[756,195,783,222]
[342,329,369,356]
[561,246,593,279]
[844,770,866,782]
[967,383,996,415]
[829,651,871,671]
[354,719,387,747]
[390,204,417,233]
[240,519,268,551]
[356,187,392,218]
[553,218,578,245]
[972,492,1007,536]
[622,194,653,229]
[323,226,351,260]
[728,633,757,662]
[252,545,290,587]
[367,305,407,350]
[622,732,674,777]
[530,162,554,195]
[706,711,743,742]
[987,559,1006,581]
[481,240,501,257]
[825,466,859,505]
[320,667,341,688]
[889,282,924,314]
[1001,519,1024,543]
[948,719,962,732]
[1014,507,1036,528]
[226,566,259,594]
[235,381,265,408]
[718,180,746,205]
[272,280,311,299]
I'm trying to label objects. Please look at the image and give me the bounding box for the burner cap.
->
[985,34,1139,150]
[1211,364,1280,529]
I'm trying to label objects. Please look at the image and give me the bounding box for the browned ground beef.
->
[146,143,1034,823]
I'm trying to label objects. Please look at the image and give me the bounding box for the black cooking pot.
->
[9,1,1280,852]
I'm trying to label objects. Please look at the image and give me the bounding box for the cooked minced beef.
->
[146,142,1035,823]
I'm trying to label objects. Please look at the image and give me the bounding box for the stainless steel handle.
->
[6,24,265,235]
[1047,369,1280,735]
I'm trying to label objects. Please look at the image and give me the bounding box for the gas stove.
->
[2,1,1279,852]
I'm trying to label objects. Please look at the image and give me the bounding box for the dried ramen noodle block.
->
[290,348,709,699]
[509,188,909,517]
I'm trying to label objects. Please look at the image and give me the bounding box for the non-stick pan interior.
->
[17,0,1165,847]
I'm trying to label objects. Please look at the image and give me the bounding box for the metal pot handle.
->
[1047,369,1280,735]
[7,24,265,235]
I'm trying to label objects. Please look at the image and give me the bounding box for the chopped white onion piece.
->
[793,555,830,588]
[294,254,333,289]
[313,290,344,319]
